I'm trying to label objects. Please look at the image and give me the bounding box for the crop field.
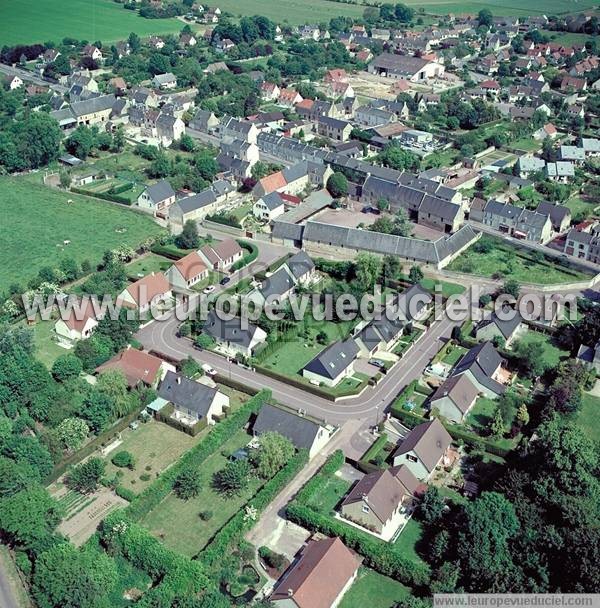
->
[0,176,164,290]
[0,0,183,46]
[402,0,598,16]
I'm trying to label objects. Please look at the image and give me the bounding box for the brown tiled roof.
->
[258,171,287,194]
[64,298,98,332]
[341,465,420,524]
[212,238,243,261]
[95,347,163,387]
[120,272,170,308]
[271,537,360,608]
[172,251,207,281]
[430,373,479,415]
[393,418,452,472]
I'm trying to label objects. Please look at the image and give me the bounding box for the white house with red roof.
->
[260,81,281,101]
[534,123,558,141]
[165,251,209,290]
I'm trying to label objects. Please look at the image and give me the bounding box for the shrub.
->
[199,510,213,521]
[115,486,136,502]
[112,450,135,469]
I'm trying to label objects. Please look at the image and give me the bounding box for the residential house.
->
[429,374,479,424]
[355,317,404,356]
[221,116,259,144]
[316,116,353,142]
[260,81,281,101]
[169,187,224,225]
[417,195,464,233]
[270,537,360,608]
[395,283,433,324]
[5,75,23,90]
[152,72,177,90]
[156,113,185,146]
[165,251,209,290]
[82,44,103,62]
[340,465,421,540]
[278,88,303,107]
[563,226,600,263]
[189,108,220,132]
[450,341,507,398]
[253,191,286,222]
[96,347,172,388]
[535,201,571,233]
[158,371,228,427]
[559,145,586,163]
[202,310,267,358]
[136,179,176,216]
[474,311,525,348]
[576,341,600,373]
[215,38,235,53]
[116,272,172,314]
[252,403,330,459]
[533,123,558,140]
[179,33,197,47]
[391,418,453,480]
[247,266,296,306]
[482,200,552,243]
[286,250,317,286]
[198,239,243,272]
[302,339,360,387]
[54,298,99,346]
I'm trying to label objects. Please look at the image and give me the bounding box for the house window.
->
[362,505,370,513]
[407,454,418,463]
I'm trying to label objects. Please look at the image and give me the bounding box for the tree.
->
[64,125,96,159]
[179,356,201,378]
[213,459,250,496]
[516,403,529,426]
[326,172,348,198]
[179,133,196,152]
[382,254,401,281]
[56,418,89,451]
[95,369,133,418]
[194,334,215,350]
[490,409,505,437]
[392,207,412,237]
[513,339,548,378]
[502,279,520,299]
[174,468,201,500]
[253,432,295,479]
[355,253,382,291]
[478,9,493,27]
[67,458,104,494]
[378,144,420,172]
[458,492,519,589]
[418,486,446,524]
[0,486,61,548]
[111,451,135,469]
[33,543,118,608]
[377,198,390,212]
[176,220,201,249]
[409,265,424,284]
[51,354,83,382]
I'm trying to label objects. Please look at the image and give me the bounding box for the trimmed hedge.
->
[198,448,308,565]
[70,186,132,205]
[115,485,136,502]
[125,390,271,521]
[205,213,242,228]
[359,434,387,465]
[231,240,258,272]
[149,243,188,260]
[288,451,430,587]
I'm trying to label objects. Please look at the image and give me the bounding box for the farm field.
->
[0,176,164,291]
[340,568,410,608]
[141,429,261,557]
[403,0,598,16]
[0,0,183,46]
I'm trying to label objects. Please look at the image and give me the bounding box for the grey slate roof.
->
[145,179,175,204]
[260,191,285,211]
[392,418,452,472]
[476,311,523,340]
[260,267,295,300]
[395,284,433,322]
[203,310,260,348]
[176,189,217,213]
[304,339,359,380]
[158,371,218,416]
[286,250,315,281]
[451,341,506,395]
[71,94,116,117]
[253,403,322,450]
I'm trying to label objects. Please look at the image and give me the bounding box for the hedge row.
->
[290,451,430,586]
[108,181,134,195]
[198,448,309,565]
[149,243,188,260]
[100,511,209,605]
[125,390,271,521]
[70,186,132,205]
[287,503,430,586]
[358,434,387,465]
[231,240,258,272]
[205,213,242,228]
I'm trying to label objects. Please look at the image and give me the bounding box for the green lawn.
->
[340,568,410,608]
[27,319,67,369]
[305,474,351,515]
[447,235,591,285]
[510,137,541,153]
[466,397,497,433]
[0,0,183,46]
[103,420,202,495]
[576,393,600,443]
[141,429,260,557]
[393,518,427,567]
[513,331,569,369]
[126,254,173,280]
[441,344,467,366]
[565,195,598,222]
[0,176,164,291]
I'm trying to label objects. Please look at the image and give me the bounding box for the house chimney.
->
[176,376,182,385]
[287,589,294,597]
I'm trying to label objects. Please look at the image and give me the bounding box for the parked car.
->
[369,359,386,370]
[202,363,217,376]
[220,276,231,286]
[203,285,216,294]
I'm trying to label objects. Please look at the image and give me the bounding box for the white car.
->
[202,363,217,376]
[202,285,216,295]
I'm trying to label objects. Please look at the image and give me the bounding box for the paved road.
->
[0,63,67,94]
[0,551,22,608]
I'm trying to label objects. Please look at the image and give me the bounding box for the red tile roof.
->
[64,298,99,332]
[119,272,170,308]
[172,251,207,282]
[258,171,287,194]
[96,347,164,387]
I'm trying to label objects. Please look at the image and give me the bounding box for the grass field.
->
[103,420,201,495]
[340,568,410,608]
[447,235,591,285]
[404,0,598,16]
[513,330,569,369]
[0,176,164,291]
[0,0,183,46]
[141,429,260,557]
[304,474,351,515]
[126,253,173,280]
[576,392,600,443]
[393,518,427,567]
[28,319,67,369]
